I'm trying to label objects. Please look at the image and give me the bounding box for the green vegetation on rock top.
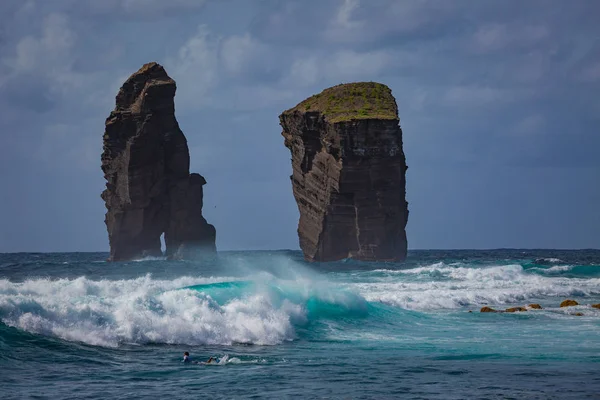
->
[285,82,398,123]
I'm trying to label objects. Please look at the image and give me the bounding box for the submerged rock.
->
[528,303,543,309]
[591,304,600,309]
[480,307,496,313]
[574,312,584,316]
[101,62,215,261]
[279,82,408,262]
[505,307,527,313]
[560,299,579,307]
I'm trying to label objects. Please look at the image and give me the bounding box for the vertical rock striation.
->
[101,62,215,261]
[279,82,408,262]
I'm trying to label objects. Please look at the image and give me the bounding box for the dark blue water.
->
[1,250,600,399]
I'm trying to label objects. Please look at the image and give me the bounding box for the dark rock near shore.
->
[528,303,543,309]
[480,307,496,312]
[505,307,527,313]
[101,62,215,261]
[560,299,579,307]
[279,82,408,262]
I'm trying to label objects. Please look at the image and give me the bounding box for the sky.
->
[0,0,599,252]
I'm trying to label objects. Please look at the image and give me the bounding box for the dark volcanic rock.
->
[166,173,216,259]
[101,62,215,261]
[560,299,579,307]
[279,82,408,262]
[505,306,527,313]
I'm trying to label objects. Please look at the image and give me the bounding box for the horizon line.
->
[1,247,599,255]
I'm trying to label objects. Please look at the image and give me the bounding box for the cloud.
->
[334,0,361,29]
[442,85,514,107]
[511,114,546,136]
[324,0,362,41]
[165,26,220,110]
[326,49,393,80]
[34,0,210,20]
[324,0,466,46]
[283,47,408,89]
[120,0,207,13]
[221,34,259,75]
[34,121,101,170]
[6,13,77,89]
[166,26,302,112]
[220,33,276,81]
[471,23,549,54]
[287,56,319,87]
[249,1,334,46]
[581,61,600,81]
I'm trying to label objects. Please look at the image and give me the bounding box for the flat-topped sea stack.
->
[101,62,216,261]
[279,82,408,262]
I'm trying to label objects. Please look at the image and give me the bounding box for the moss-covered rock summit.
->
[284,82,398,123]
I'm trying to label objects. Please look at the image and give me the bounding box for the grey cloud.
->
[248,0,337,46]
[0,0,598,251]
[0,75,55,113]
[10,0,210,20]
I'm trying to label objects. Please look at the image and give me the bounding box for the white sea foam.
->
[132,256,167,262]
[0,274,304,347]
[526,265,576,275]
[536,258,563,263]
[542,265,575,273]
[351,263,600,310]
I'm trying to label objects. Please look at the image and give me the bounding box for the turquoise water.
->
[1,250,600,399]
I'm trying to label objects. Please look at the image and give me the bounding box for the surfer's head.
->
[184,352,189,356]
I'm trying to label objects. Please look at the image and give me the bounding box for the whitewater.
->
[1,250,599,399]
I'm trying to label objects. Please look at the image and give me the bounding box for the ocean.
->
[1,250,599,399]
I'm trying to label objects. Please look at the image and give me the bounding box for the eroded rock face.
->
[101,62,215,261]
[279,82,408,262]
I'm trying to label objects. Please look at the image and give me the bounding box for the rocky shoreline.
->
[476,299,600,316]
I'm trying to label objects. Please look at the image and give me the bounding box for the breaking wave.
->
[2,255,599,348]
[0,271,367,348]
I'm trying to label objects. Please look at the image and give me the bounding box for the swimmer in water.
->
[183,352,218,365]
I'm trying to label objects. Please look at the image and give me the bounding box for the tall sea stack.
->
[279,82,408,262]
[101,62,216,261]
